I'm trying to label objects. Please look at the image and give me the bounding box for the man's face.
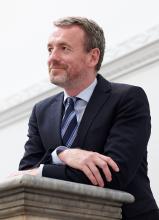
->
[47,25,97,89]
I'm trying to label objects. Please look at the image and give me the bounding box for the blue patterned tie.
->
[61,97,79,147]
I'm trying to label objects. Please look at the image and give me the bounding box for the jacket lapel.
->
[46,92,64,148]
[73,75,111,148]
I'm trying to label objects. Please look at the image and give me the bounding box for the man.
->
[18,17,159,219]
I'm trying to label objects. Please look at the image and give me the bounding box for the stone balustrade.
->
[0,175,134,220]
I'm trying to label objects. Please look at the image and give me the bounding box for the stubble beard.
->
[49,69,84,92]
[49,69,69,88]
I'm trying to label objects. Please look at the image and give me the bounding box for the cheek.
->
[47,56,52,67]
[66,63,82,75]
[62,53,89,75]
[69,57,87,70]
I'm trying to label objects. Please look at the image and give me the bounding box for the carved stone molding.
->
[0,175,134,220]
[101,40,159,80]
[104,24,159,63]
[0,24,159,128]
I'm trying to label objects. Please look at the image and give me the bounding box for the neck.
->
[64,76,96,96]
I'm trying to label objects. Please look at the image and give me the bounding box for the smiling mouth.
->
[49,62,67,69]
[52,67,64,69]
[49,67,65,72]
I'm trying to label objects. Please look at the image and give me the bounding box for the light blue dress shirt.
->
[38,78,97,175]
[52,78,97,164]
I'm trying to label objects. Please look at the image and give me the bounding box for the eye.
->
[48,47,53,54]
[62,46,67,50]
[61,45,70,52]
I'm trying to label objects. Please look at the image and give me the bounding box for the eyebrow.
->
[47,41,72,49]
[47,42,55,48]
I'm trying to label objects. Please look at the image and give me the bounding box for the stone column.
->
[0,175,134,220]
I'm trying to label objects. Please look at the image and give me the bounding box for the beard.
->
[48,60,85,90]
[48,60,70,87]
[49,69,69,87]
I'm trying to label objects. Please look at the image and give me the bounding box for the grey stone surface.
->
[0,175,134,220]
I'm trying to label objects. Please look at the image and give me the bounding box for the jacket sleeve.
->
[103,86,151,190]
[19,105,48,170]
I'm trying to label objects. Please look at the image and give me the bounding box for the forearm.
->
[42,164,92,185]
[42,162,121,189]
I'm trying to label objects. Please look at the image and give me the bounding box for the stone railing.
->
[0,175,134,220]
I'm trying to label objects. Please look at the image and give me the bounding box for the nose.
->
[48,48,60,65]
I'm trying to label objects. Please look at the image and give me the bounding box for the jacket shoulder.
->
[33,92,63,111]
[97,74,144,94]
[110,81,139,93]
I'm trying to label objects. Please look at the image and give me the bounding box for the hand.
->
[59,149,119,187]
[9,168,39,177]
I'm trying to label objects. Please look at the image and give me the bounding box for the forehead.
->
[48,25,86,45]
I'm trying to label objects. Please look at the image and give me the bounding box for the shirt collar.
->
[63,78,97,103]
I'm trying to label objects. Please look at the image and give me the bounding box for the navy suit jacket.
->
[19,74,158,218]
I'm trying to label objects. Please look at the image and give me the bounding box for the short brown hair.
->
[53,16,105,71]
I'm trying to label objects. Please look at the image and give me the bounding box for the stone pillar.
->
[0,175,134,220]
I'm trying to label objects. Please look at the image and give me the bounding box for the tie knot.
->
[65,97,79,107]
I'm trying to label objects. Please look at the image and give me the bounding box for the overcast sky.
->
[0,0,159,102]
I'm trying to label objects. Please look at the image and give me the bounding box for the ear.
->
[87,48,100,68]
